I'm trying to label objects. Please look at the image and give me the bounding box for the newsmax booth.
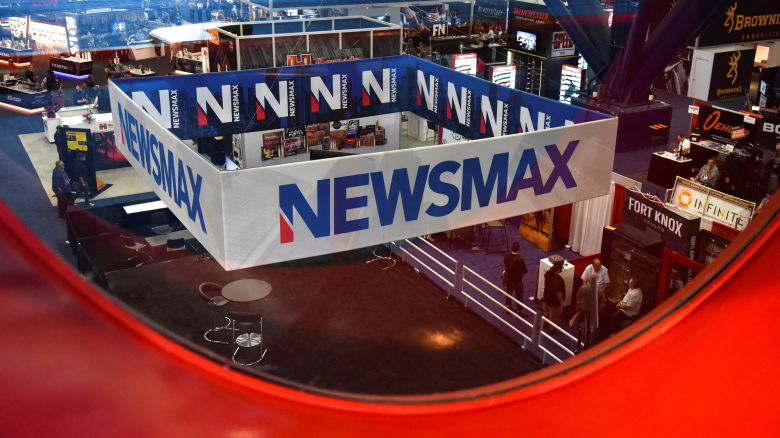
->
[108,54,616,270]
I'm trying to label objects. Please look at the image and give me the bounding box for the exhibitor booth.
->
[107,54,616,270]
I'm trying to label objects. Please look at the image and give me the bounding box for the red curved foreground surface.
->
[1,197,779,437]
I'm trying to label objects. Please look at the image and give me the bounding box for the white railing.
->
[390,236,579,365]
[538,317,578,365]
[461,266,537,346]
[390,238,459,293]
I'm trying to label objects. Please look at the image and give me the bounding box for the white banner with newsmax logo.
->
[219,118,617,269]
[108,82,227,263]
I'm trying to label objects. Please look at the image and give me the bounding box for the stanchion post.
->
[452,261,463,299]
[531,313,543,346]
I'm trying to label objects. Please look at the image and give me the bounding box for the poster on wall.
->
[671,176,754,231]
[283,127,306,156]
[551,31,575,57]
[305,123,330,149]
[698,0,780,46]
[439,127,469,145]
[519,209,554,251]
[452,53,477,76]
[401,5,448,28]
[559,65,583,104]
[262,131,282,160]
[28,21,68,53]
[708,48,756,101]
[490,65,517,88]
[474,0,507,32]
[653,48,692,96]
[65,16,79,55]
[623,190,700,259]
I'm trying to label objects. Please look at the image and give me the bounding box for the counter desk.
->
[647,151,694,189]
[43,103,101,142]
[0,81,47,111]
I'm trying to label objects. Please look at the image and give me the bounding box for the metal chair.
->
[197,282,230,344]
[482,219,509,252]
[228,310,267,366]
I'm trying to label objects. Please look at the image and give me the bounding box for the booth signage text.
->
[671,176,754,231]
[624,190,700,258]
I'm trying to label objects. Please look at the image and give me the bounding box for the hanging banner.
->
[708,48,756,101]
[110,56,616,270]
[759,109,780,150]
[551,31,575,57]
[623,190,701,259]
[108,82,227,264]
[221,118,618,269]
[115,55,609,142]
[670,176,754,231]
[698,0,780,46]
[490,65,517,88]
[510,1,557,25]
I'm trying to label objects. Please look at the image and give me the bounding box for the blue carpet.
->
[0,110,74,263]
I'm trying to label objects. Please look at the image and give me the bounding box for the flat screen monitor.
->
[516,30,537,52]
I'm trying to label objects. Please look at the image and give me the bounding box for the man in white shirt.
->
[673,133,691,155]
[608,278,643,334]
[581,258,610,330]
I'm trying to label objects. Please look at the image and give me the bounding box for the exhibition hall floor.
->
[104,246,541,395]
[19,132,149,206]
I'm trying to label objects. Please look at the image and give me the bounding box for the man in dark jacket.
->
[51,160,73,218]
[543,257,566,323]
[503,241,528,311]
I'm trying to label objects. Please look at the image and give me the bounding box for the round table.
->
[222,279,272,302]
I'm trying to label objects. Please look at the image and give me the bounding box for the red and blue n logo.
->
[279,180,330,244]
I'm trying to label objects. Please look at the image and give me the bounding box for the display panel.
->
[516,30,537,52]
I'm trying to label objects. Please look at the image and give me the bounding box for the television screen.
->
[516,30,537,52]
[111,21,126,34]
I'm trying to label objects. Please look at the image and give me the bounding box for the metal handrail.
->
[540,317,578,344]
[392,236,580,365]
[413,236,458,264]
[392,241,456,288]
[462,266,536,315]
[458,288,533,343]
[403,238,456,275]
[461,277,535,331]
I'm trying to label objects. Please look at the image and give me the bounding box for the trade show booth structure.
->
[208,16,402,71]
[109,54,616,270]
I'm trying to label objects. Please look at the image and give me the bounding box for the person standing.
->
[572,273,605,350]
[503,241,528,312]
[52,160,73,218]
[673,133,690,155]
[542,258,566,324]
[608,278,643,334]
[581,258,610,333]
